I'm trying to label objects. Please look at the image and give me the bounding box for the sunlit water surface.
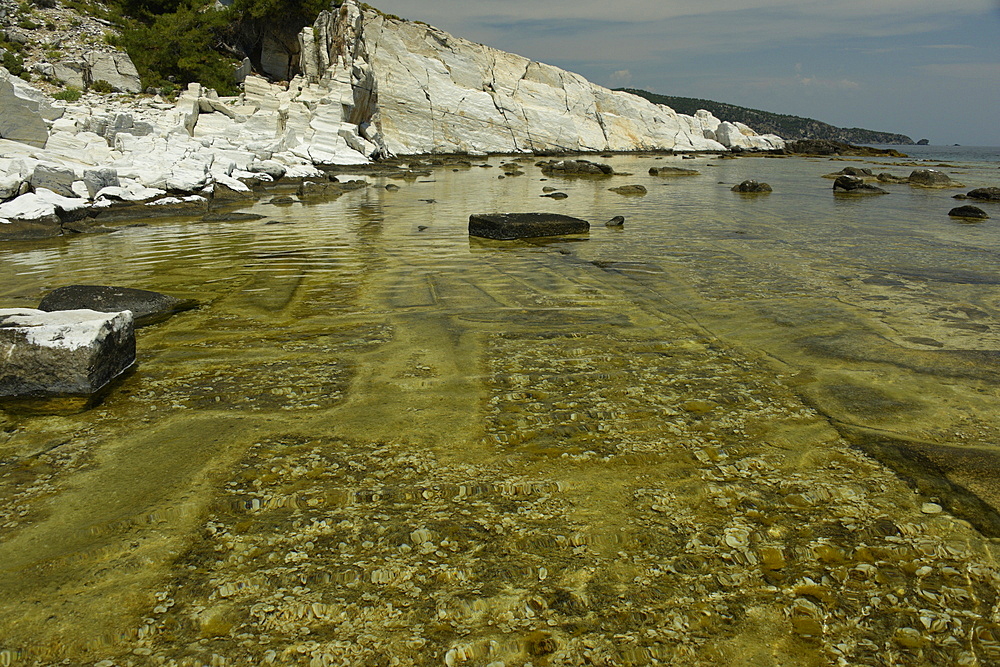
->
[2,152,1000,665]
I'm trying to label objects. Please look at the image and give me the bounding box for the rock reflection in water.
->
[2,154,1000,665]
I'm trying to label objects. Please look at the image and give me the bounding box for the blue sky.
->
[366,0,1000,146]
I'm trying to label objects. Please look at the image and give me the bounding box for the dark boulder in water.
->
[836,167,874,177]
[538,159,614,176]
[949,205,989,220]
[909,169,956,187]
[833,175,888,194]
[967,187,1000,202]
[605,216,625,227]
[877,172,909,184]
[469,213,589,240]
[649,166,699,176]
[38,285,197,327]
[732,180,772,193]
[608,185,647,195]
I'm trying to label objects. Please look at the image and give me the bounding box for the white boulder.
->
[83,51,142,93]
[0,66,62,147]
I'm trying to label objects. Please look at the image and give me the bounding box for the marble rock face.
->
[297,0,785,156]
[0,308,136,399]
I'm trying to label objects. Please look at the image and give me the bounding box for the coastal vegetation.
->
[49,0,331,94]
[618,87,913,145]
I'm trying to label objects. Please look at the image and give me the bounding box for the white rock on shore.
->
[0,0,784,238]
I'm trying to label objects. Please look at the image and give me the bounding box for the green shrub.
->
[17,18,40,29]
[53,86,83,101]
[1,50,26,77]
[89,79,114,93]
[158,81,178,98]
[111,2,239,95]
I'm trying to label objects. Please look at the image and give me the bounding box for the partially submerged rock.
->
[732,180,772,193]
[539,160,614,176]
[297,178,368,199]
[826,167,873,178]
[605,216,625,227]
[909,169,958,188]
[0,308,135,401]
[967,187,1000,202]
[649,166,700,177]
[949,205,989,220]
[784,140,906,157]
[469,213,589,240]
[38,285,197,327]
[833,175,888,194]
[608,185,647,195]
[201,212,268,223]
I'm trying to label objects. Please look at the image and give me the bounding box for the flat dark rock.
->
[201,212,267,222]
[949,205,989,220]
[609,185,647,195]
[469,213,589,240]
[649,166,700,176]
[38,285,197,327]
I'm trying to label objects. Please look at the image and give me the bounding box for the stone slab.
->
[469,213,590,240]
[38,285,197,327]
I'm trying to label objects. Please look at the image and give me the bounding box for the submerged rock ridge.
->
[295,0,785,155]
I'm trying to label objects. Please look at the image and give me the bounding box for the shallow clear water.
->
[2,153,1000,665]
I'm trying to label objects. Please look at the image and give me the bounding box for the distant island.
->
[617,88,913,145]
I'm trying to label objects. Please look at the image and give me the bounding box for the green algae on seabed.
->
[2,153,1000,665]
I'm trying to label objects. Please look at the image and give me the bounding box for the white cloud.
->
[609,69,632,86]
[797,75,860,90]
[918,62,1000,78]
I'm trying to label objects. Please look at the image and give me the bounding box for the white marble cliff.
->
[0,0,784,236]
[295,1,783,156]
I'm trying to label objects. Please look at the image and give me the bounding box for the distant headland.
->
[617,88,914,145]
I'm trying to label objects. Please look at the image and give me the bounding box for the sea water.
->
[1,151,1000,665]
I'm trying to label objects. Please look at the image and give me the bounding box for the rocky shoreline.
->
[1,0,789,240]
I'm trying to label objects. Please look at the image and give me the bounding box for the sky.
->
[364,0,1000,146]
